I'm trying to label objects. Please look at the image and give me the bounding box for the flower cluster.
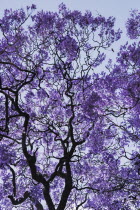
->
[57,35,79,62]
[126,10,140,39]
[0,144,15,168]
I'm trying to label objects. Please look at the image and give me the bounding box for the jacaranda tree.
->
[0,3,139,209]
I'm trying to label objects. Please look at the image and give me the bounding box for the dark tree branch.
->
[8,191,30,205]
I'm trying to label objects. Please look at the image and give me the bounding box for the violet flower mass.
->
[0,3,139,209]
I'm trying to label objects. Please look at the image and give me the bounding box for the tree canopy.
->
[0,3,140,209]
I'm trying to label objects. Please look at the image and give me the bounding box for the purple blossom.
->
[126,9,140,39]
[0,4,139,210]
[57,35,79,61]
[31,4,37,10]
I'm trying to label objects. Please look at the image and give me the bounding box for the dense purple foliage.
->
[126,9,140,39]
[0,3,139,209]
